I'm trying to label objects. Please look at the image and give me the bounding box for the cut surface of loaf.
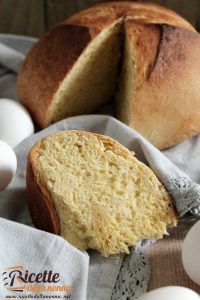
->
[48,20,123,124]
[27,130,177,256]
[17,1,200,149]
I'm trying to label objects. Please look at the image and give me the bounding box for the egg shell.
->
[0,98,34,148]
[0,140,17,190]
[182,220,200,285]
[138,286,199,300]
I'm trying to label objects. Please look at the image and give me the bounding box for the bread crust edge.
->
[27,153,60,235]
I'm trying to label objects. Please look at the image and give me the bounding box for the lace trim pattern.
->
[111,177,200,299]
[167,177,200,217]
[111,241,155,300]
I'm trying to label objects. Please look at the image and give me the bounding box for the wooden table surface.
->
[148,216,200,294]
[0,0,200,296]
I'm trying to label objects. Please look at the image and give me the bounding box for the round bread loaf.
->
[17,2,200,149]
[27,130,177,256]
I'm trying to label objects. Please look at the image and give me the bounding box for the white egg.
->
[0,98,34,148]
[138,286,200,300]
[182,220,200,285]
[0,140,17,190]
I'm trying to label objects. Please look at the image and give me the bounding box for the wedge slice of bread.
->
[27,130,177,256]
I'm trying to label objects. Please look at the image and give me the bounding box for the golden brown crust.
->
[125,20,161,90]
[18,25,91,127]
[27,151,60,234]
[17,1,195,129]
[128,24,200,149]
[67,1,194,31]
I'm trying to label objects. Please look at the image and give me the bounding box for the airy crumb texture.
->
[28,130,177,256]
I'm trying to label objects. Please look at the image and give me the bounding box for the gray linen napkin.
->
[0,34,200,300]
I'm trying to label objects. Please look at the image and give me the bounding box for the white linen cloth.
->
[0,34,200,299]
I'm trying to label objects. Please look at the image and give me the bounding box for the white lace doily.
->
[167,177,200,217]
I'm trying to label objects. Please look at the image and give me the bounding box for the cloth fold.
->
[0,34,200,300]
[0,217,89,299]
